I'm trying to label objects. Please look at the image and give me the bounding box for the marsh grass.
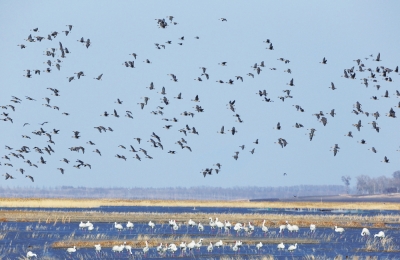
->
[362,237,400,252]
[220,256,276,260]
[0,198,399,210]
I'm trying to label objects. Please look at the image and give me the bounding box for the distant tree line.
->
[356,171,400,194]
[0,185,346,200]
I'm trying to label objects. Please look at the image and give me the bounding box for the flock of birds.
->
[24,217,387,258]
[1,16,399,185]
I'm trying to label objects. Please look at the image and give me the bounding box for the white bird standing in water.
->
[214,240,223,250]
[66,246,77,254]
[209,217,216,232]
[187,240,195,255]
[126,221,134,229]
[361,227,370,237]
[142,241,149,257]
[179,241,187,256]
[262,220,269,236]
[79,221,86,229]
[334,226,345,234]
[288,243,297,252]
[114,222,123,231]
[168,243,178,255]
[124,242,132,255]
[112,244,124,253]
[310,224,316,233]
[232,243,239,254]
[156,243,163,253]
[188,219,196,228]
[148,220,155,232]
[277,242,285,250]
[374,231,385,238]
[224,220,232,234]
[256,242,263,252]
[279,224,286,235]
[207,242,213,253]
[234,222,242,236]
[198,222,204,232]
[27,251,37,259]
[94,244,101,255]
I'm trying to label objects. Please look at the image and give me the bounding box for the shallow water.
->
[0,207,399,259]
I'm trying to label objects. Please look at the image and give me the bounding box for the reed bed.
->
[0,197,399,210]
[1,210,399,229]
[51,235,319,248]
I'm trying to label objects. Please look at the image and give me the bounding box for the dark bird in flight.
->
[373,53,381,62]
[353,120,363,131]
[94,74,103,80]
[3,173,15,180]
[228,127,237,135]
[218,126,225,134]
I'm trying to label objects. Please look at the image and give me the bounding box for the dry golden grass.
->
[0,197,399,210]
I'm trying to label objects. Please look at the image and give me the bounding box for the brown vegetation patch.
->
[346,221,362,228]
[319,221,335,228]
[372,222,386,228]
[263,220,275,227]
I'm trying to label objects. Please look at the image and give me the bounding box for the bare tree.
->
[355,171,400,194]
[392,171,400,193]
[341,175,351,194]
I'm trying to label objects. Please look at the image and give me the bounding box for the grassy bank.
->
[51,235,319,249]
[0,210,397,228]
[0,198,399,210]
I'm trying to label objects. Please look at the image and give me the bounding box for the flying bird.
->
[94,74,103,80]
[3,173,15,180]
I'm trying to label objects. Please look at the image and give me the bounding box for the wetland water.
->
[0,206,399,259]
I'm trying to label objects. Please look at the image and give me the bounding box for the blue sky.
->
[0,1,399,188]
